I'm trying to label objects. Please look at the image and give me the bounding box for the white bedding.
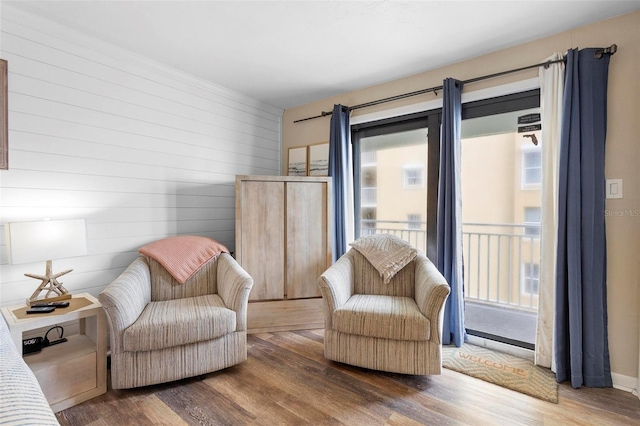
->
[0,318,59,425]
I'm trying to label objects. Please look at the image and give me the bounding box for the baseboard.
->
[611,372,639,397]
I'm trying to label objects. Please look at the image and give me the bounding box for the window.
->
[361,150,377,165]
[407,214,422,230]
[361,166,377,187]
[460,90,541,348]
[352,118,433,256]
[521,262,540,295]
[524,207,541,237]
[361,187,377,206]
[361,208,377,234]
[404,166,424,188]
[360,165,377,207]
[522,147,542,188]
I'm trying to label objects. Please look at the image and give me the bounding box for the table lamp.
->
[7,219,87,304]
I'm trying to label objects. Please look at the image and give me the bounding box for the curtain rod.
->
[293,44,617,123]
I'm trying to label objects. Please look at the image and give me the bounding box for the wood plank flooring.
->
[56,329,640,425]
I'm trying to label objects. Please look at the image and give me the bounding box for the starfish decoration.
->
[26,260,73,302]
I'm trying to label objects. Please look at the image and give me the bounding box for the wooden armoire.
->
[235,175,332,333]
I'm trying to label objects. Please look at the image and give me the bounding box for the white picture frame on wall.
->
[287,146,308,176]
[308,142,329,176]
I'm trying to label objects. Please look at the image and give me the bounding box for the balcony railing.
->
[359,220,540,312]
[361,220,426,251]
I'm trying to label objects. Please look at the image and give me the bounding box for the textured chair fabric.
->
[123,294,236,352]
[149,257,218,301]
[99,252,253,389]
[333,295,430,341]
[318,248,450,375]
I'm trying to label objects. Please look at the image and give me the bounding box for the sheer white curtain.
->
[535,53,564,369]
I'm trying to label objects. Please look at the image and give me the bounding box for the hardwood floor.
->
[56,329,640,425]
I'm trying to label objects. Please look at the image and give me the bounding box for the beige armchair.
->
[318,240,450,375]
[99,252,253,389]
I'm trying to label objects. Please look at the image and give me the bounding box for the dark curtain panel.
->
[555,48,612,388]
[328,104,351,262]
[437,78,466,347]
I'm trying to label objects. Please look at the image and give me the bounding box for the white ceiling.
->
[5,1,640,110]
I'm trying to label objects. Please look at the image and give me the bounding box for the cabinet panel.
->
[239,180,285,301]
[286,181,329,299]
[247,299,324,333]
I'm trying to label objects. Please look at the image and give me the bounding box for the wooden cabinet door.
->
[238,180,285,301]
[286,181,329,299]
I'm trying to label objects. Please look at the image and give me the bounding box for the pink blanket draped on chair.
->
[139,235,229,284]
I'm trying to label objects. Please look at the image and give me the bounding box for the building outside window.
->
[407,214,422,230]
[524,206,541,237]
[521,147,542,189]
[361,166,377,207]
[361,150,377,166]
[361,207,377,234]
[521,262,540,295]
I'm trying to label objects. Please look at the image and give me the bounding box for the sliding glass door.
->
[460,91,541,349]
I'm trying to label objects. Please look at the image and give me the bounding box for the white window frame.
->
[523,207,541,239]
[403,165,424,188]
[361,187,377,207]
[407,214,422,230]
[521,145,542,189]
[520,262,540,296]
[361,150,377,166]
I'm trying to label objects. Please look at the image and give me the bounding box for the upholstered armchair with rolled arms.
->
[317,234,451,375]
[99,236,253,389]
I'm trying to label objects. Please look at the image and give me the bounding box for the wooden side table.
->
[1,292,107,413]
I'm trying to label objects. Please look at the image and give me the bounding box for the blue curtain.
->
[328,104,352,262]
[554,48,612,388]
[437,78,466,347]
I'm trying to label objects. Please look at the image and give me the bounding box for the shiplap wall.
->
[0,6,282,307]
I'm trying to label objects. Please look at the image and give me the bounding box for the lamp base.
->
[25,260,74,304]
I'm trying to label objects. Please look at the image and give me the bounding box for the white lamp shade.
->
[7,219,87,264]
